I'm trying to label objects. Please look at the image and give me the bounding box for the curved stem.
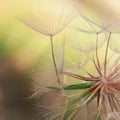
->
[104,32,111,78]
[50,35,60,84]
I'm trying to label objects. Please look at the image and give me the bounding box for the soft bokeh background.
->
[0,0,120,120]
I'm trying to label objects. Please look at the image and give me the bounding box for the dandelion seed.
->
[19,0,75,85]
[73,0,120,34]
[73,0,120,60]
[19,0,74,36]
[67,2,107,53]
[31,39,67,97]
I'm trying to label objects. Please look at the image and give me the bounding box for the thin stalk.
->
[63,71,98,81]
[50,35,60,84]
[83,83,104,105]
[97,86,104,112]
[92,54,102,76]
[104,32,111,78]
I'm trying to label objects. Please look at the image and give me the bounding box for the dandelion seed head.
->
[18,0,120,119]
[63,32,120,119]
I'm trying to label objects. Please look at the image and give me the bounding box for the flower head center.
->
[101,76,107,84]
